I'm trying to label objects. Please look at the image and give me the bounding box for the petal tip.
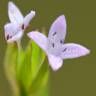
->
[8,1,14,6]
[57,14,66,21]
[27,32,35,39]
[31,10,36,15]
[27,31,37,39]
[27,32,31,38]
[85,48,90,55]
[48,54,63,71]
[51,65,62,71]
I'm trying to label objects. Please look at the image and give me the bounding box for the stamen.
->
[21,24,24,29]
[63,48,67,52]
[6,34,10,40]
[53,32,56,36]
[6,34,12,40]
[60,40,64,44]
[52,43,55,48]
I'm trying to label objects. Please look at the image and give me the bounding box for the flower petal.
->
[23,11,36,29]
[60,43,90,59]
[8,1,24,24]
[48,15,67,42]
[7,31,23,43]
[4,23,23,43]
[47,54,63,71]
[27,31,48,52]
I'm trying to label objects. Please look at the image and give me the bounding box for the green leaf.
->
[4,44,19,96]
[31,41,46,81]
[16,48,25,78]
[19,82,28,96]
[18,42,32,90]
[29,59,49,96]
[18,41,46,88]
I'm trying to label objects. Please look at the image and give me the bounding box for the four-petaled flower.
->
[4,1,35,43]
[28,15,90,71]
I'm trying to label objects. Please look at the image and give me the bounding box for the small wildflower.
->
[4,1,35,43]
[28,15,90,71]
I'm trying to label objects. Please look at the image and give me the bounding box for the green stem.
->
[19,84,28,96]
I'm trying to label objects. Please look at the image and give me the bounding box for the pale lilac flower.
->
[27,15,90,71]
[4,1,35,43]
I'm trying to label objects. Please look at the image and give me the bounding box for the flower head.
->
[4,1,36,43]
[28,15,90,71]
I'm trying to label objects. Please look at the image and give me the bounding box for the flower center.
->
[21,24,24,30]
[6,34,12,40]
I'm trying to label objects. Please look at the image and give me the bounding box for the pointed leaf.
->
[4,44,19,96]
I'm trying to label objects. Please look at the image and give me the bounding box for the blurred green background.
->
[0,0,96,96]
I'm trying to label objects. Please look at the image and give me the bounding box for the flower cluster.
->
[4,1,90,71]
